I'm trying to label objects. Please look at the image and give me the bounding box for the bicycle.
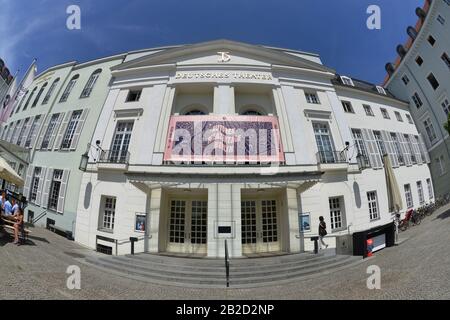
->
[398,209,421,231]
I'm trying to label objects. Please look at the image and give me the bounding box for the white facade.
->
[73,40,433,257]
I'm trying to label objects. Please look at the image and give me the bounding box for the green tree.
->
[445,113,450,136]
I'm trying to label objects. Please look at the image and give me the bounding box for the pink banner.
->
[164,115,285,163]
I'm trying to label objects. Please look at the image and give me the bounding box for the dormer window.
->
[376,86,386,95]
[341,76,354,86]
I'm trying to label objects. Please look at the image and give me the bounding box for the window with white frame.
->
[363,104,374,116]
[417,181,425,205]
[395,111,403,122]
[48,170,63,211]
[30,167,42,203]
[100,196,116,231]
[25,115,41,148]
[404,184,413,208]
[380,108,390,119]
[42,78,60,105]
[402,75,410,85]
[404,134,417,164]
[341,101,354,113]
[423,118,437,144]
[437,155,446,176]
[406,114,414,124]
[61,110,82,149]
[31,83,47,108]
[426,178,433,200]
[367,191,380,221]
[390,132,404,165]
[59,75,79,103]
[305,92,320,104]
[415,135,425,162]
[341,76,354,86]
[437,15,445,25]
[373,130,387,156]
[351,129,370,167]
[412,92,423,109]
[80,69,102,98]
[329,197,344,230]
[126,89,142,102]
[41,113,60,149]
[441,97,450,116]
[16,118,30,146]
[376,86,386,95]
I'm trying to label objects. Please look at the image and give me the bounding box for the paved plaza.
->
[1,203,450,300]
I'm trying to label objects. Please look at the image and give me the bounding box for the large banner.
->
[164,115,285,163]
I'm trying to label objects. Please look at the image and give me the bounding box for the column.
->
[286,187,301,253]
[213,85,235,114]
[147,187,162,253]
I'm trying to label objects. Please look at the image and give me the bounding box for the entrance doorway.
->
[241,198,281,255]
[166,198,208,255]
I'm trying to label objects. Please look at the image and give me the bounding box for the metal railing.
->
[316,150,348,164]
[98,149,130,165]
[225,239,230,288]
[31,209,48,225]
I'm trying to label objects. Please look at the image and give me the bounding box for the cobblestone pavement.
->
[1,204,449,300]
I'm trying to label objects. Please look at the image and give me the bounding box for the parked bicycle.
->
[398,208,421,232]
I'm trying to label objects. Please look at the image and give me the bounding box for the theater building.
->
[385,0,450,197]
[72,40,433,257]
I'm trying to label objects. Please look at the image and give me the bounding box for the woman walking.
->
[318,216,328,249]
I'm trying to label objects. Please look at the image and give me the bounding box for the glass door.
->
[110,121,134,163]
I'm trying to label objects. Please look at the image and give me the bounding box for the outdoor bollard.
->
[311,236,319,254]
[130,237,138,255]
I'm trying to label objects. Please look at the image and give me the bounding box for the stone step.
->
[83,253,362,288]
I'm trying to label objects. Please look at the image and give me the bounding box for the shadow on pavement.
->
[436,209,450,220]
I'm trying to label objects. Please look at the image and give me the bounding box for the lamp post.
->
[356,152,365,171]
[79,151,89,172]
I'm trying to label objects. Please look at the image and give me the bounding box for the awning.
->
[383,155,403,213]
[0,155,24,187]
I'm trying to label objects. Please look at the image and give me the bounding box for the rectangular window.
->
[341,76,354,86]
[404,184,413,208]
[401,75,410,85]
[427,178,434,200]
[427,73,440,90]
[100,196,116,231]
[341,101,354,113]
[416,56,424,66]
[417,181,425,205]
[41,114,60,149]
[442,53,450,69]
[25,115,41,148]
[351,129,370,167]
[404,135,416,164]
[415,135,426,163]
[380,108,390,119]
[437,15,445,25]
[305,92,320,104]
[109,121,134,163]
[427,35,436,46]
[373,131,387,156]
[437,155,446,176]
[126,90,142,102]
[367,191,379,221]
[412,92,423,108]
[395,111,403,122]
[30,167,42,203]
[423,118,437,144]
[313,122,336,163]
[48,170,63,211]
[363,104,374,116]
[406,114,414,124]
[61,110,82,149]
[329,197,344,231]
[376,86,386,95]
[441,98,450,116]
[390,133,404,165]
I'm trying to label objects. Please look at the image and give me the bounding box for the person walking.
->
[13,208,24,245]
[318,216,328,249]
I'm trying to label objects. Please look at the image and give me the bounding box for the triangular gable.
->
[112,39,335,74]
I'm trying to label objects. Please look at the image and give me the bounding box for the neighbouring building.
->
[0,58,14,108]
[385,0,450,197]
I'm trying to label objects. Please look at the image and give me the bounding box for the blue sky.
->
[0,0,423,84]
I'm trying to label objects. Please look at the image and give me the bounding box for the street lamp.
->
[356,152,365,171]
[79,151,89,172]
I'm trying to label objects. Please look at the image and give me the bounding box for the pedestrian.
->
[318,216,328,249]
[13,207,24,245]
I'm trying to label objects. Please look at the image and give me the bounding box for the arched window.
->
[184,110,206,115]
[241,110,263,116]
[31,82,48,108]
[80,69,102,98]
[239,104,266,116]
[59,74,79,102]
[15,90,29,113]
[22,87,38,111]
[42,78,60,105]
